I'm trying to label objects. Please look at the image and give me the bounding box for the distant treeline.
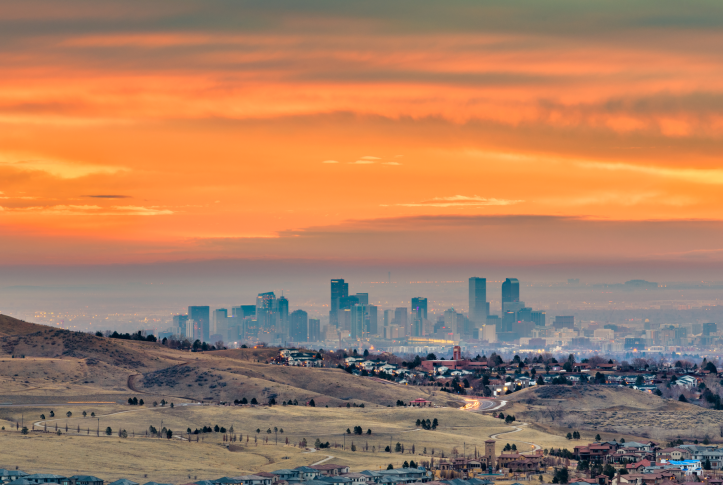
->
[97,330,157,342]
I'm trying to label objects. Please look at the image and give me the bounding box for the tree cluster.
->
[415,418,438,430]
[108,330,157,342]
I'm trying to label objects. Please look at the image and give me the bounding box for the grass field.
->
[0,404,569,482]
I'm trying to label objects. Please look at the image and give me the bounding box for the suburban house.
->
[61,477,103,485]
[231,476,274,485]
[309,466,350,477]
[23,475,67,484]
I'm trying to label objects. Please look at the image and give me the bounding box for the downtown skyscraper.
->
[330,279,349,327]
[502,278,520,304]
[468,277,488,324]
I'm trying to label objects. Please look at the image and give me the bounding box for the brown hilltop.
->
[0,314,450,407]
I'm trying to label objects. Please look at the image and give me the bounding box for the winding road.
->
[459,397,506,412]
[489,422,542,452]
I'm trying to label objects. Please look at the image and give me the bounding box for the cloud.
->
[84,195,132,199]
[578,161,723,185]
[0,204,172,216]
[382,162,402,166]
[359,156,381,160]
[0,156,125,179]
[394,195,523,207]
[322,160,339,164]
[349,160,375,164]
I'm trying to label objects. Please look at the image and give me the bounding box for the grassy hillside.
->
[0,315,450,407]
[509,384,723,442]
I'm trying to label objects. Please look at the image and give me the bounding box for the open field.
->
[0,405,551,481]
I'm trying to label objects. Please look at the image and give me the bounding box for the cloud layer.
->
[0,1,722,264]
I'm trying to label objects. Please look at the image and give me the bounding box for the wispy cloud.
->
[350,160,375,164]
[0,205,172,216]
[84,194,132,199]
[0,156,126,179]
[382,161,402,166]
[392,195,523,207]
[322,160,339,164]
[578,161,723,185]
[359,156,381,160]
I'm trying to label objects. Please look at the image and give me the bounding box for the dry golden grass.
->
[0,405,572,481]
[511,384,723,442]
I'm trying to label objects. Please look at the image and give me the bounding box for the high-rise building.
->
[703,322,717,336]
[469,277,488,323]
[308,318,321,342]
[412,317,422,337]
[531,311,546,327]
[502,278,520,304]
[232,305,256,318]
[553,315,574,329]
[351,305,366,340]
[367,305,378,335]
[516,307,532,322]
[443,308,460,339]
[384,309,394,327]
[173,314,188,335]
[411,297,428,321]
[330,279,349,327]
[394,307,408,336]
[339,295,360,310]
[256,292,276,330]
[277,296,289,337]
[355,293,369,305]
[289,309,308,342]
[211,309,228,341]
[188,306,210,342]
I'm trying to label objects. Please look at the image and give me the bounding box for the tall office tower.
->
[501,311,516,332]
[256,292,277,329]
[330,279,349,327]
[211,309,228,340]
[185,319,195,339]
[516,307,532,322]
[308,318,321,342]
[338,308,352,331]
[703,322,718,336]
[502,278,520,305]
[444,308,459,339]
[469,277,488,323]
[277,296,289,336]
[339,295,360,310]
[412,317,422,337]
[289,309,308,342]
[384,309,394,326]
[351,305,366,340]
[411,297,428,321]
[553,315,574,329]
[232,305,256,319]
[366,305,378,335]
[531,310,546,327]
[394,307,408,335]
[355,293,369,305]
[188,306,210,342]
[173,314,188,335]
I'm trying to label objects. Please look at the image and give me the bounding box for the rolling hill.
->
[0,315,447,407]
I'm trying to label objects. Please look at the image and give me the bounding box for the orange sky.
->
[2,1,723,265]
